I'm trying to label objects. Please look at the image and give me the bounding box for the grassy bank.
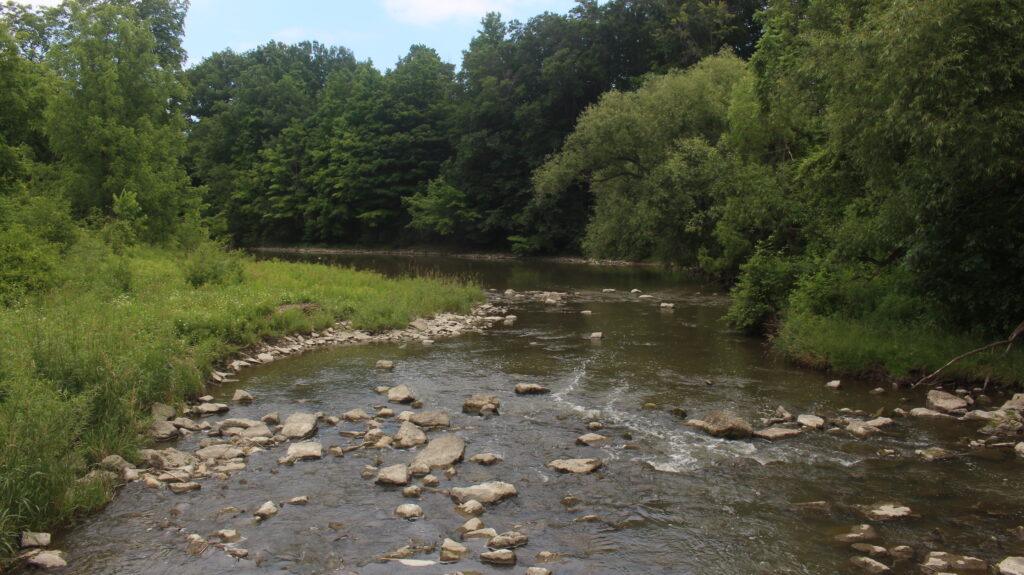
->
[0,238,482,560]
[775,311,1024,385]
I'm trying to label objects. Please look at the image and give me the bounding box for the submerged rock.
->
[916,447,956,462]
[515,383,551,395]
[376,360,394,370]
[469,453,502,465]
[755,427,803,440]
[851,556,891,574]
[547,458,602,474]
[450,481,518,504]
[686,412,753,439]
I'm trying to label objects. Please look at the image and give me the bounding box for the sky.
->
[13,0,581,69]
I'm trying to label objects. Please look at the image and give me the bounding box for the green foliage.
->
[182,242,244,287]
[724,247,808,332]
[0,224,60,305]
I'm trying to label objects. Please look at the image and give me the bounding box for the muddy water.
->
[49,254,1024,574]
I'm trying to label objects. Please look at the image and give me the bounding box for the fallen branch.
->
[914,320,1024,387]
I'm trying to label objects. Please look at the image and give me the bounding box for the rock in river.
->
[394,421,428,448]
[755,427,803,440]
[20,532,51,548]
[463,394,501,415]
[851,556,891,574]
[409,410,450,428]
[395,504,423,520]
[576,433,609,446]
[488,531,528,550]
[927,390,969,413]
[861,503,912,521]
[26,550,67,570]
[998,557,1024,575]
[440,538,468,563]
[149,419,179,441]
[412,434,466,469]
[148,448,196,469]
[254,501,278,520]
[797,414,825,429]
[285,442,323,462]
[547,458,602,474]
[686,411,754,439]
[481,549,516,566]
[281,412,318,439]
[450,481,518,504]
[387,384,416,404]
[515,383,550,395]
[376,464,410,486]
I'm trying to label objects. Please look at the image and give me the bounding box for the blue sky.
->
[17,0,580,69]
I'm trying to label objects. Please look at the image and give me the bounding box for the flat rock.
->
[440,538,468,563]
[394,421,427,448]
[686,411,753,439]
[847,421,883,439]
[285,441,323,462]
[469,453,502,465]
[797,414,825,429]
[998,557,1024,575]
[412,434,466,469]
[376,464,410,486]
[254,501,278,520]
[1001,393,1024,411]
[463,394,501,415]
[755,427,803,440]
[576,433,609,446]
[216,529,242,543]
[149,419,179,441]
[456,500,485,517]
[148,448,195,469]
[169,482,201,494]
[927,390,968,413]
[547,458,602,474]
[450,481,518,504]
[826,380,842,389]
[281,412,318,439]
[909,407,956,419]
[232,389,253,402]
[834,524,879,543]
[480,549,516,565]
[387,384,416,404]
[515,383,551,395]
[921,551,988,573]
[862,503,912,521]
[195,444,243,461]
[20,532,51,548]
[151,402,176,420]
[395,504,423,520]
[376,360,394,370]
[26,550,67,570]
[239,423,273,438]
[916,447,956,461]
[342,408,370,422]
[409,410,450,428]
[195,402,229,415]
[488,531,528,550]
[851,556,891,574]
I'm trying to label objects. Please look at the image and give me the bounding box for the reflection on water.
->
[43,252,1024,575]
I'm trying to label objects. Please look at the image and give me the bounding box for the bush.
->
[182,242,245,287]
[0,225,60,305]
[725,247,808,332]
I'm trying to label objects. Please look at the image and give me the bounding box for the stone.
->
[376,360,394,370]
[1001,394,1024,411]
[464,528,498,540]
[921,551,988,573]
[394,421,428,448]
[262,412,280,424]
[172,417,201,431]
[480,549,517,565]
[450,481,518,504]
[285,441,322,462]
[254,501,278,520]
[577,433,609,446]
[587,421,604,431]
[195,444,243,461]
[797,414,826,429]
[457,517,485,535]
[148,448,195,469]
[149,419,179,441]
[185,534,208,557]
[456,500,485,517]
[225,548,248,559]
[847,421,883,439]
[257,353,274,363]
[421,474,440,487]
[515,383,551,395]
[488,531,528,550]
[889,546,915,561]
[851,556,891,574]
[232,389,253,402]
[755,427,803,440]
[169,482,201,494]
[403,485,422,498]
[998,557,1024,575]
[342,408,370,422]
[26,550,67,569]
[387,384,415,404]
[916,447,956,462]
[527,569,553,575]
[151,402,176,420]
[283,496,308,505]
[195,402,229,415]
[376,464,410,486]
[1017,443,1024,458]
[909,407,956,419]
[239,423,273,438]
[395,504,423,520]
[216,529,242,543]
[463,394,501,415]
[469,453,502,466]
[376,408,395,418]
[99,455,131,472]
[852,543,888,557]
[834,524,879,543]
[281,412,318,439]
[20,532,51,548]
[412,434,466,469]
[547,458,602,474]
[826,380,842,389]
[927,390,969,413]
[590,332,604,339]
[862,503,912,521]
[409,410,450,428]
[660,303,675,309]
[864,417,893,428]
[685,411,754,439]
[440,538,468,563]
[602,288,616,293]
[409,462,430,476]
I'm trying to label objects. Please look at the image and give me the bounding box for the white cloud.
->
[381,0,528,25]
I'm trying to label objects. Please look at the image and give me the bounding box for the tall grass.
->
[0,237,481,561]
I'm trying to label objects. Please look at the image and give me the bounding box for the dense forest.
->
[2,0,1022,372]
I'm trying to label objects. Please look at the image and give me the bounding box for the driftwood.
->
[914,320,1024,387]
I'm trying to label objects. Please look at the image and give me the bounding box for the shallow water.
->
[43,253,1024,574]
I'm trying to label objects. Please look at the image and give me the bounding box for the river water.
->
[45,253,1024,574]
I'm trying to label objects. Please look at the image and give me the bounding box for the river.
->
[42,252,1024,574]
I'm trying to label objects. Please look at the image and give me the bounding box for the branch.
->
[914,320,1024,387]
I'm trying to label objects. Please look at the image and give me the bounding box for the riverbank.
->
[0,240,483,563]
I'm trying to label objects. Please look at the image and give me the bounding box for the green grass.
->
[0,237,482,561]
[774,311,1024,384]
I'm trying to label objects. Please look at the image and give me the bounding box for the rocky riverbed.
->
[13,277,1024,574]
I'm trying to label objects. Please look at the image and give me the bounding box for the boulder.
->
[395,504,423,520]
[387,384,416,404]
[927,390,968,413]
[851,556,891,574]
[376,464,410,486]
[149,419,179,441]
[281,412,317,439]
[412,434,466,469]
[515,383,551,395]
[909,408,955,419]
[148,448,195,469]
[20,532,51,548]
[463,394,501,415]
[285,441,323,462]
[480,549,516,566]
[151,402,176,421]
[998,557,1024,575]
[450,481,518,504]
[797,414,826,429]
[686,412,754,439]
[755,427,803,440]
[1001,394,1024,411]
[232,389,254,402]
[99,454,131,472]
[547,458,602,474]
[394,421,427,448]
[408,410,449,428]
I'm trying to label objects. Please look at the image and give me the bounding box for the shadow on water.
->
[39,251,1024,575]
